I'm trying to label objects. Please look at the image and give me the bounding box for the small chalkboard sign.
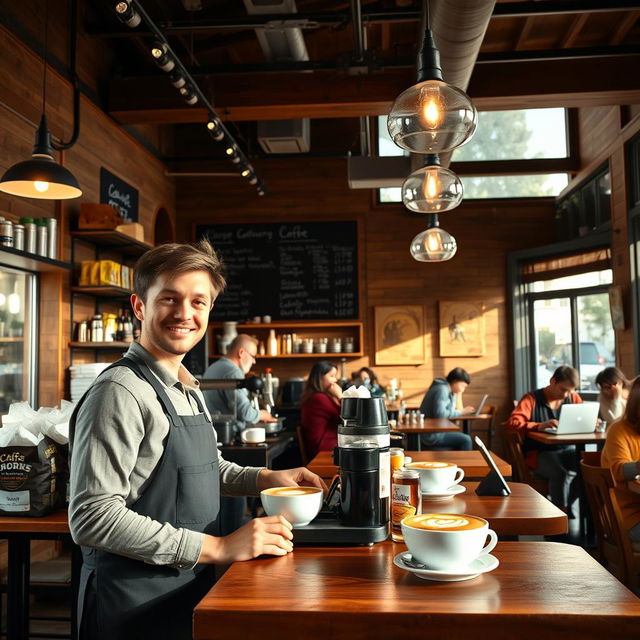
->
[197,221,358,320]
[100,168,139,222]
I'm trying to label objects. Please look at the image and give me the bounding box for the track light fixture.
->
[112,0,263,193]
[150,41,175,72]
[114,1,141,28]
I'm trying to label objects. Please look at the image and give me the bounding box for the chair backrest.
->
[580,452,639,592]
[295,424,308,466]
[501,427,549,495]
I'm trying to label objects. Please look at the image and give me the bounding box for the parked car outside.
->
[546,342,615,390]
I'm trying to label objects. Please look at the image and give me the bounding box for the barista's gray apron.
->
[75,357,219,640]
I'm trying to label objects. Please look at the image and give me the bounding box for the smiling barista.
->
[69,240,326,640]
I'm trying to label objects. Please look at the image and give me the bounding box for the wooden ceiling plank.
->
[560,13,589,48]
[609,10,640,45]
[515,16,535,51]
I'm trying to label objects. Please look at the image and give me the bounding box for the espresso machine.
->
[294,396,390,545]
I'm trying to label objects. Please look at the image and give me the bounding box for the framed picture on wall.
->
[374,305,425,365]
[439,301,486,357]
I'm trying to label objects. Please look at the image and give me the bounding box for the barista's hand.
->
[257,467,328,494]
[259,409,277,422]
[198,516,293,564]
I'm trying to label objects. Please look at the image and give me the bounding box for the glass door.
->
[0,267,37,413]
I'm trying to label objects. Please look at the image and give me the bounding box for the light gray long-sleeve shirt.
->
[69,342,263,570]
[202,356,260,430]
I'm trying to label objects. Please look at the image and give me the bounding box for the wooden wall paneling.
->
[578,106,621,168]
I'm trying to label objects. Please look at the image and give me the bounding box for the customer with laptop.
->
[419,368,474,450]
[506,366,583,512]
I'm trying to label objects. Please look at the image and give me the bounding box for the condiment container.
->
[0,220,13,247]
[391,469,421,542]
[46,217,57,259]
[13,224,25,251]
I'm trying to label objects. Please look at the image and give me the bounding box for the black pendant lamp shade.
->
[0,115,82,200]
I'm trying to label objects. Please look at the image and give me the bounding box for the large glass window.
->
[528,269,615,393]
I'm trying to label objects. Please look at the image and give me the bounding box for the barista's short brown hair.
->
[134,239,226,302]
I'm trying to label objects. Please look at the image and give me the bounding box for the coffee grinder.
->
[294,396,390,545]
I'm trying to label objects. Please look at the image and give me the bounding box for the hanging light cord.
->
[41,0,48,117]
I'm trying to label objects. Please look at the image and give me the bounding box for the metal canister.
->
[13,224,25,251]
[36,220,48,257]
[46,217,57,260]
[20,218,37,254]
[0,220,13,247]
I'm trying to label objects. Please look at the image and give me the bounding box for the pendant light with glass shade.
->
[410,214,457,262]
[402,153,463,213]
[0,0,81,200]
[387,1,477,154]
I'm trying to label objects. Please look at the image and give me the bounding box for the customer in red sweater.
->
[300,361,343,460]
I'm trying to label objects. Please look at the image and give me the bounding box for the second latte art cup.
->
[406,461,465,494]
[401,513,498,571]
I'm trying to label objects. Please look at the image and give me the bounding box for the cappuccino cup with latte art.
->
[401,513,497,570]
[405,461,465,494]
[260,486,324,528]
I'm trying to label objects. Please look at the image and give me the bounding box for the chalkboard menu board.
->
[100,167,139,222]
[197,221,358,320]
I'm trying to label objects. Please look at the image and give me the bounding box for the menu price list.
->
[197,222,358,320]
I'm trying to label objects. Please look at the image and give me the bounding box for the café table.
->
[430,481,567,536]
[451,412,493,436]
[393,418,460,450]
[307,449,512,483]
[193,541,640,640]
[0,509,78,640]
[219,431,294,467]
[527,430,606,541]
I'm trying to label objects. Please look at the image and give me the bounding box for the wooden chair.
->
[471,405,497,449]
[501,427,550,497]
[581,451,640,592]
[295,425,308,466]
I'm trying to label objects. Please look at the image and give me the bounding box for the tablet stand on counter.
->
[474,436,511,496]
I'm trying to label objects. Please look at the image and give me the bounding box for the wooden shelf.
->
[69,341,130,349]
[0,337,24,342]
[71,285,133,298]
[0,246,71,273]
[70,230,152,257]
[211,321,361,329]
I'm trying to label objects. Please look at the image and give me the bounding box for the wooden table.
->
[392,418,460,450]
[219,431,294,467]
[427,481,567,536]
[528,430,606,540]
[452,412,493,436]
[307,449,511,482]
[0,509,78,640]
[193,541,640,639]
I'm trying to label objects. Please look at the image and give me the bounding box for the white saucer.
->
[421,484,466,501]
[393,551,499,582]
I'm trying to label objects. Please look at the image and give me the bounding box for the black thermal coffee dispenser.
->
[294,396,390,545]
[335,397,390,528]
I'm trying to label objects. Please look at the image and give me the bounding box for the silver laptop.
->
[475,394,489,416]
[546,402,599,434]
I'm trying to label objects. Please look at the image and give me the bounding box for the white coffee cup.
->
[260,486,324,527]
[406,461,465,493]
[401,513,498,571]
[241,427,266,444]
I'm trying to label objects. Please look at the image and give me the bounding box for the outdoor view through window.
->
[378,108,570,202]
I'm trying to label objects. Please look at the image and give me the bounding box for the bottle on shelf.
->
[338,358,349,389]
[123,311,134,343]
[268,329,278,356]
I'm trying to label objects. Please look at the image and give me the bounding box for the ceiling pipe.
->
[351,0,371,157]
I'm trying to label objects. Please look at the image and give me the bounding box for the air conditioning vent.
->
[257,119,310,154]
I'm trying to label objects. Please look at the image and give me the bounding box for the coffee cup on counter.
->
[406,461,464,494]
[401,513,498,571]
[240,427,266,444]
[213,420,235,445]
[260,486,324,528]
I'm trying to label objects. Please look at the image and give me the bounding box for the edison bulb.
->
[410,225,457,262]
[34,181,50,193]
[420,86,444,129]
[402,165,463,213]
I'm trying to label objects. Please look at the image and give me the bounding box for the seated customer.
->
[419,368,474,451]
[300,361,343,460]
[601,376,640,549]
[596,366,629,424]
[506,366,582,512]
[353,366,384,397]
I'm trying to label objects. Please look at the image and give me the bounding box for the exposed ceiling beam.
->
[108,55,640,124]
[560,14,589,48]
[609,9,640,44]
[515,16,535,50]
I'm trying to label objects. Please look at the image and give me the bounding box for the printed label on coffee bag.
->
[0,448,35,491]
[0,489,30,511]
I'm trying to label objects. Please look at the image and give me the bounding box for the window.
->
[528,268,615,393]
[461,174,569,199]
